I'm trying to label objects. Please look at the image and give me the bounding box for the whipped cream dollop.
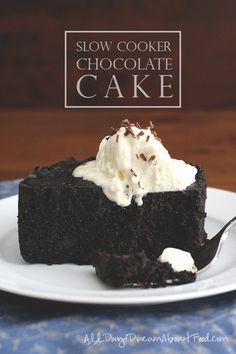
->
[158,248,197,273]
[73,120,197,207]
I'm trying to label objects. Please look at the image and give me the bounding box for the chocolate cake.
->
[94,250,196,288]
[18,157,206,265]
[18,120,207,289]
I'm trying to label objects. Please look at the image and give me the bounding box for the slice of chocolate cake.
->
[18,120,207,270]
[18,158,206,265]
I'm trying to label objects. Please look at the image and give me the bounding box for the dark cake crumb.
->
[94,250,196,288]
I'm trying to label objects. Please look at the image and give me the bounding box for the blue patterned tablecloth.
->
[0,180,235,354]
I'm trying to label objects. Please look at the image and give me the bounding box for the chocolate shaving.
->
[136,154,139,159]
[148,155,156,162]
[105,136,110,140]
[130,169,137,177]
[121,119,133,128]
[116,134,119,143]
[149,121,154,129]
[124,127,135,137]
[140,153,147,161]
[146,135,150,142]
[137,131,144,138]
[138,181,144,189]
[153,131,162,142]
[112,119,161,142]
[128,127,135,137]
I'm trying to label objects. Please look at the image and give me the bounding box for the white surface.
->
[158,248,196,273]
[73,124,197,207]
[0,188,236,305]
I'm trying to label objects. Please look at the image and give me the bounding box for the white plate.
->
[0,188,236,305]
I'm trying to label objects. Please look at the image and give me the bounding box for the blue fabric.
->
[0,181,235,354]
